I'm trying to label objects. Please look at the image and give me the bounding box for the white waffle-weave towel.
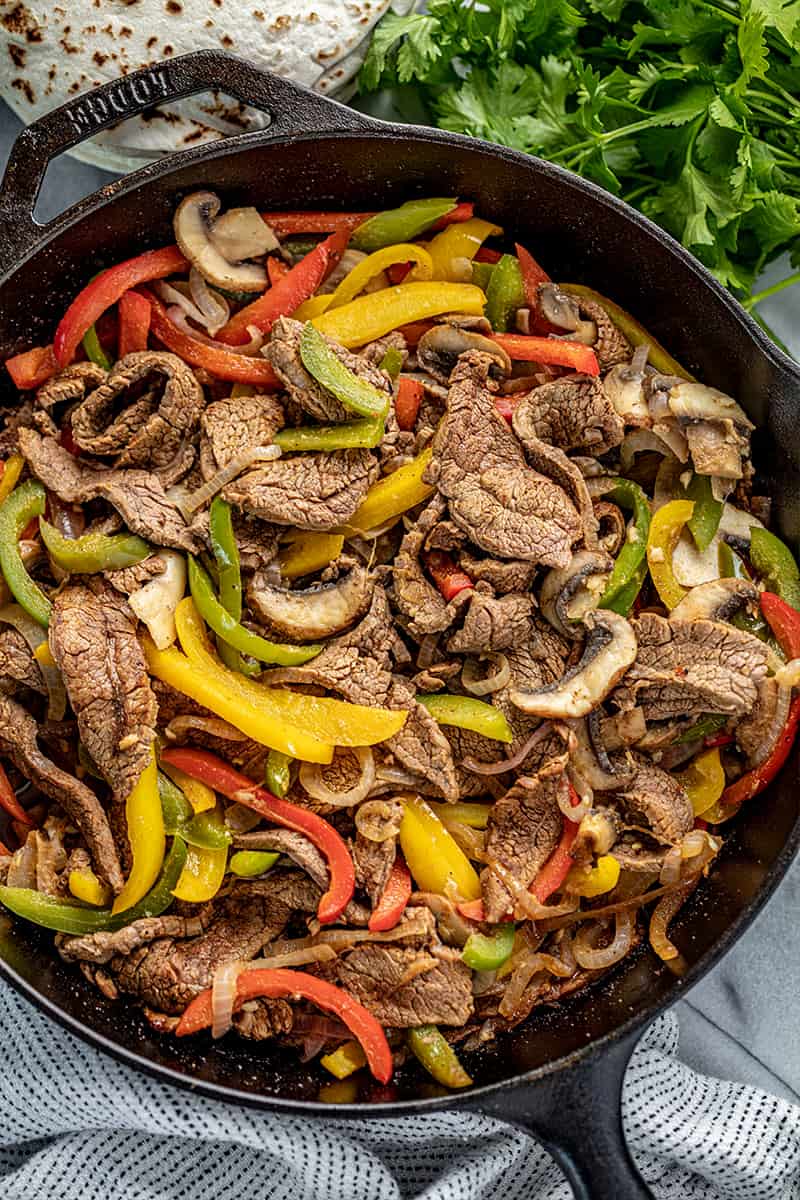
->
[1,982,798,1199]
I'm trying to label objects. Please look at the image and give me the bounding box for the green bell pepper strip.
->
[597,478,651,616]
[351,199,457,253]
[718,542,770,639]
[208,496,250,676]
[188,556,322,667]
[471,261,495,293]
[266,748,292,798]
[684,475,723,553]
[0,480,51,627]
[407,1025,472,1089]
[484,254,525,333]
[378,347,404,380]
[82,322,112,369]
[0,836,187,934]
[299,323,390,420]
[229,850,280,877]
[158,769,193,834]
[274,417,384,453]
[750,527,800,611]
[462,923,516,971]
[673,714,728,744]
[183,807,232,851]
[158,769,231,849]
[417,694,513,743]
[39,519,150,574]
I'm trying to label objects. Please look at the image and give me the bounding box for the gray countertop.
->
[0,98,798,1109]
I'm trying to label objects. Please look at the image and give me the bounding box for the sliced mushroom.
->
[603,344,650,426]
[536,283,597,343]
[567,714,635,791]
[173,191,276,293]
[670,577,758,623]
[571,807,620,866]
[540,549,614,640]
[593,501,626,557]
[417,324,511,383]
[248,563,373,642]
[598,707,647,751]
[511,610,637,719]
[665,382,753,482]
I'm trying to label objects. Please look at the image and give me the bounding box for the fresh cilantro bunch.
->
[360,0,800,329]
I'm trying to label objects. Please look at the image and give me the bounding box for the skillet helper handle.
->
[474,1029,652,1200]
[0,48,378,272]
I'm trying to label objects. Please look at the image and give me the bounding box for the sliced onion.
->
[442,820,486,862]
[374,764,424,789]
[498,948,574,1019]
[314,909,430,952]
[461,721,553,776]
[166,303,265,356]
[291,1013,350,1041]
[179,445,281,518]
[775,658,800,691]
[250,944,337,970]
[355,797,403,843]
[649,880,697,964]
[574,911,634,970]
[486,857,579,920]
[462,653,511,697]
[211,960,245,1039]
[128,551,186,650]
[165,714,248,742]
[0,603,66,721]
[560,770,592,822]
[619,428,678,472]
[659,843,683,886]
[188,266,230,335]
[300,747,375,808]
[411,891,474,948]
[154,280,209,326]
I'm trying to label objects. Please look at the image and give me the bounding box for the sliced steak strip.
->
[267,316,391,423]
[332,944,474,1027]
[393,494,471,638]
[35,362,107,434]
[49,579,157,802]
[481,775,563,921]
[425,351,581,567]
[18,428,199,552]
[0,692,122,891]
[104,555,166,597]
[224,448,377,531]
[458,550,538,595]
[0,627,45,694]
[447,592,535,655]
[512,376,624,455]
[200,392,285,479]
[615,757,693,844]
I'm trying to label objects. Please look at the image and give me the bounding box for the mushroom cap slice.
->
[248,564,373,642]
[173,192,268,293]
[670,577,758,623]
[510,609,637,719]
[417,324,511,383]
[540,549,614,640]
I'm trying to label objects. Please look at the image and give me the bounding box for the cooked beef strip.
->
[615,757,693,844]
[34,362,107,434]
[267,316,391,423]
[392,494,472,638]
[735,675,779,764]
[511,376,625,455]
[233,828,328,890]
[104,554,166,596]
[447,591,535,654]
[49,579,157,802]
[360,331,407,368]
[232,998,294,1041]
[516,434,599,547]
[425,351,581,567]
[0,627,45,694]
[352,830,397,907]
[224,448,378,531]
[331,944,474,1027]
[231,511,281,571]
[58,914,206,965]
[18,428,200,552]
[481,774,563,921]
[71,351,205,486]
[458,550,538,594]
[0,692,122,891]
[611,612,770,721]
[199,392,285,479]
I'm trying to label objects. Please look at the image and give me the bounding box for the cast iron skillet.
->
[0,50,798,1200]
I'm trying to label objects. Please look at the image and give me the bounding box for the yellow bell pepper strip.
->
[319,1078,360,1103]
[646,499,695,610]
[300,322,391,419]
[407,1025,472,1089]
[560,284,695,380]
[229,850,279,877]
[399,796,482,901]
[429,801,492,829]
[326,244,434,309]
[566,854,621,898]
[34,641,56,668]
[292,294,335,321]
[39,519,150,574]
[0,480,51,627]
[750,527,800,611]
[676,747,726,817]
[173,597,406,748]
[279,531,344,580]
[0,454,24,505]
[266,748,292,797]
[312,282,486,349]
[321,1039,368,1080]
[351,199,458,252]
[274,416,385,453]
[188,556,322,667]
[112,746,165,915]
[68,866,112,907]
[427,218,502,282]
[417,694,513,743]
[173,804,228,902]
[160,761,216,815]
[462,923,515,971]
[341,446,434,537]
[485,254,525,332]
[144,636,335,763]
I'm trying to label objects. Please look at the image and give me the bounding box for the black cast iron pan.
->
[0,51,798,1200]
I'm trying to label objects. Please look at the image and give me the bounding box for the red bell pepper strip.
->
[722,592,800,808]
[53,245,187,367]
[456,898,486,922]
[490,334,600,376]
[117,290,152,357]
[144,292,280,387]
[216,230,350,345]
[267,256,290,286]
[261,211,375,237]
[425,550,474,602]
[386,262,412,286]
[474,247,503,264]
[705,732,734,749]
[494,396,518,424]
[531,784,581,903]
[5,345,58,390]
[0,762,33,827]
[0,840,10,856]
[160,748,354,923]
[395,377,424,431]
[368,856,412,932]
[176,966,393,1082]
[430,201,474,230]
[515,243,551,298]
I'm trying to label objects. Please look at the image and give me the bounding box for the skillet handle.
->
[472,1029,652,1200]
[0,48,379,271]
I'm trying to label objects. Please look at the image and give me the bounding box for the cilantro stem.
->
[743,271,800,311]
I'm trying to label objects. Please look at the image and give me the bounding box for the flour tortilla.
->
[0,0,408,172]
